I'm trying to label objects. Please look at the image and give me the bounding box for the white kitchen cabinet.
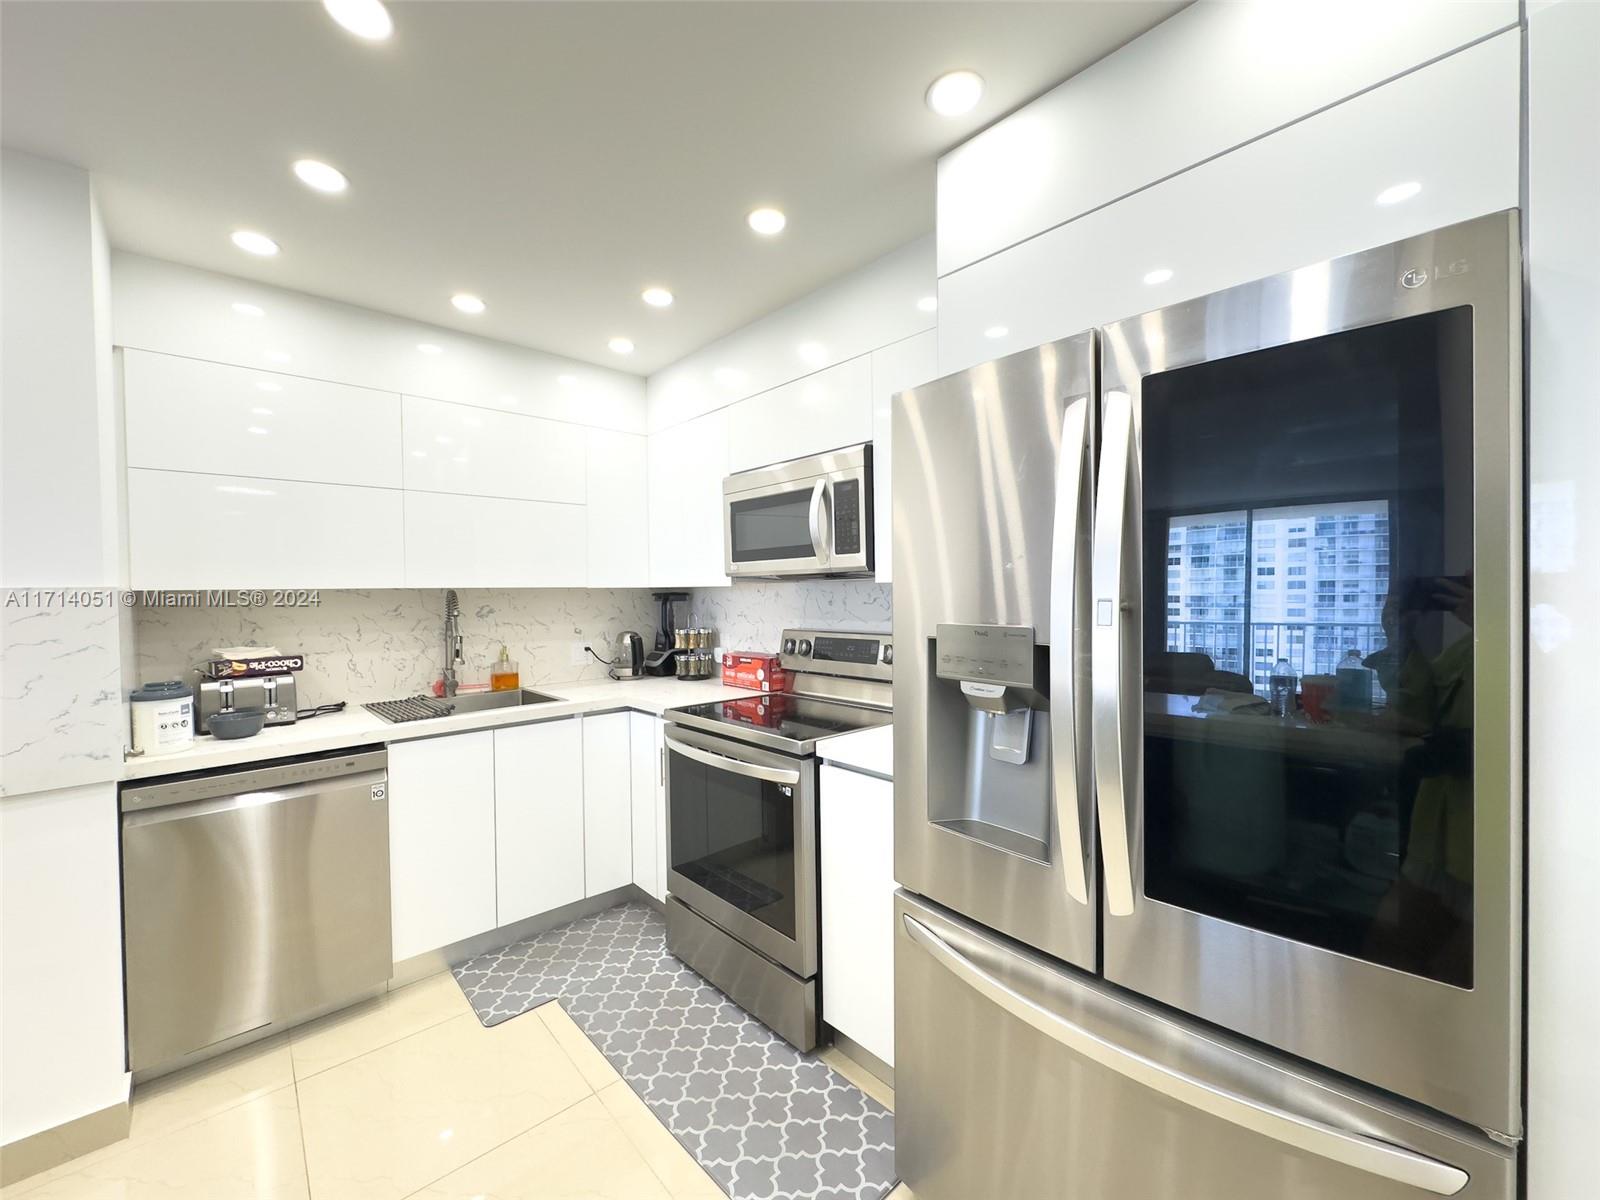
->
[586,428,650,588]
[628,711,666,902]
[389,732,498,963]
[647,407,729,587]
[494,719,586,926]
[126,468,405,588]
[401,394,587,504]
[938,31,1520,374]
[123,350,403,489]
[819,763,896,1066]
[726,356,873,473]
[403,491,586,587]
[582,712,633,897]
[869,331,938,584]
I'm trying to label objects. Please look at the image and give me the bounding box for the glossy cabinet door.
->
[388,732,498,962]
[628,712,665,901]
[127,468,405,588]
[586,428,650,587]
[819,764,895,1065]
[123,350,402,488]
[647,408,729,587]
[938,31,1519,374]
[726,356,873,473]
[403,491,585,587]
[869,331,939,584]
[401,395,587,504]
[494,719,585,925]
[582,712,633,897]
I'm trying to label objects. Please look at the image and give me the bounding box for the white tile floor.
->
[2,972,904,1200]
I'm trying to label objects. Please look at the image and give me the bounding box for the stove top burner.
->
[666,693,890,754]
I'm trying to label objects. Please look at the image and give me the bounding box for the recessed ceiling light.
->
[916,295,938,314]
[609,337,635,355]
[255,380,283,393]
[747,207,787,236]
[984,325,1009,339]
[1143,268,1174,286]
[246,426,270,436]
[926,70,984,117]
[232,302,264,318]
[250,407,274,417]
[322,0,392,41]
[231,230,279,257]
[417,342,443,355]
[797,341,828,367]
[1376,180,1422,206]
[451,293,486,315]
[641,287,674,308]
[292,159,349,194]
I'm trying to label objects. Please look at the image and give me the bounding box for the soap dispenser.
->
[490,645,520,692]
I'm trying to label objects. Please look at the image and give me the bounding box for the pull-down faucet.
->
[442,589,463,697]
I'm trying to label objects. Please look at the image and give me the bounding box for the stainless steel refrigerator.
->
[892,211,1522,1198]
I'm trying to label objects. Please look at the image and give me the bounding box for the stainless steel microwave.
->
[723,443,873,577]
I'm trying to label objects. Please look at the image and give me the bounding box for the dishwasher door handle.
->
[120,769,389,829]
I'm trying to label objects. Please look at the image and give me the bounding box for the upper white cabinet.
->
[938,31,1521,374]
[585,428,650,588]
[403,491,585,587]
[936,0,1518,274]
[726,356,873,473]
[582,712,633,897]
[127,468,404,588]
[819,763,896,1066]
[494,719,586,926]
[123,350,402,489]
[869,332,938,584]
[648,407,729,588]
[389,732,498,963]
[401,395,586,504]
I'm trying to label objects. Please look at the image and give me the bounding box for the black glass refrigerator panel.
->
[1139,308,1475,988]
[668,751,797,938]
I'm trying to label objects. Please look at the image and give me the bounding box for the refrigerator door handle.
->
[902,914,1471,1196]
[1091,387,1138,915]
[1049,394,1092,905]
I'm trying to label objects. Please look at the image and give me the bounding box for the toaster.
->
[196,673,298,733]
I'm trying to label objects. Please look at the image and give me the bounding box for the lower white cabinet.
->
[819,763,896,1066]
[628,712,666,902]
[388,732,498,963]
[494,719,585,925]
[582,712,634,896]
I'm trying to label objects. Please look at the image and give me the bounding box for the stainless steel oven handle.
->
[1049,394,1091,906]
[665,733,802,786]
[807,479,830,566]
[1091,387,1137,916]
[903,915,1470,1196]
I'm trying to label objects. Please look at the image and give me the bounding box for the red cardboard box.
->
[722,651,792,693]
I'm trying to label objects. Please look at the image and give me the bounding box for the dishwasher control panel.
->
[120,746,388,812]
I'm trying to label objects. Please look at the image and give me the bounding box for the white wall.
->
[1526,1,1600,1193]
[0,783,129,1145]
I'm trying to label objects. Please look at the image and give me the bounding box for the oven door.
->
[1093,211,1522,1135]
[723,447,872,577]
[664,726,818,977]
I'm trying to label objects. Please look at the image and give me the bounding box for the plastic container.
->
[490,645,520,692]
[1268,658,1296,717]
[129,680,195,756]
[1335,649,1374,713]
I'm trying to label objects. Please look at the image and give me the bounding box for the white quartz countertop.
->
[820,724,894,779]
[122,676,751,780]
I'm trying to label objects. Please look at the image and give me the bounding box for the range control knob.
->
[882,643,894,665]
[782,638,797,655]
[797,638,813,656]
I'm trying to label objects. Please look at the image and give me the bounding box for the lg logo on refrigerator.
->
[1401,258,1470,289]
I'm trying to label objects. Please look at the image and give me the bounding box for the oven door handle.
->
[665,733,802,786]
[807,479,831,567]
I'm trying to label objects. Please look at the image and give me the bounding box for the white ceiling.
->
[1,1,1181,374]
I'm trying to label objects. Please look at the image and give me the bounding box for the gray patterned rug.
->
[451,902,896,1200]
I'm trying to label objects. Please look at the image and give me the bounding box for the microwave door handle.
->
[1092,387,1138,916]
[902,915,1470,1196]
[807,479,830,566]
[665,733,802,786]
[1049,394,1092,906]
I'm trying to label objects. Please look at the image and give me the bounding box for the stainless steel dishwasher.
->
[121,747,392,1074]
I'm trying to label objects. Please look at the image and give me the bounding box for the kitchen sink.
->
[363,688,564,724]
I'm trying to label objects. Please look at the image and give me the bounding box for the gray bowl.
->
[208,709,266,739]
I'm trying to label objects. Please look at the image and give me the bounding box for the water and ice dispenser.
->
[925,623,1054,863]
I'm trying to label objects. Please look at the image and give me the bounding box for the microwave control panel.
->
[833,479,861,554]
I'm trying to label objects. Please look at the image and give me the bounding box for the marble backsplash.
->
[133,588,660,707]
[689,579,892,655]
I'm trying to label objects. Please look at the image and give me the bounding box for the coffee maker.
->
[644,592,688,676]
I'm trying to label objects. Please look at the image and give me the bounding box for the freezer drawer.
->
[894,890,1514,1200]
